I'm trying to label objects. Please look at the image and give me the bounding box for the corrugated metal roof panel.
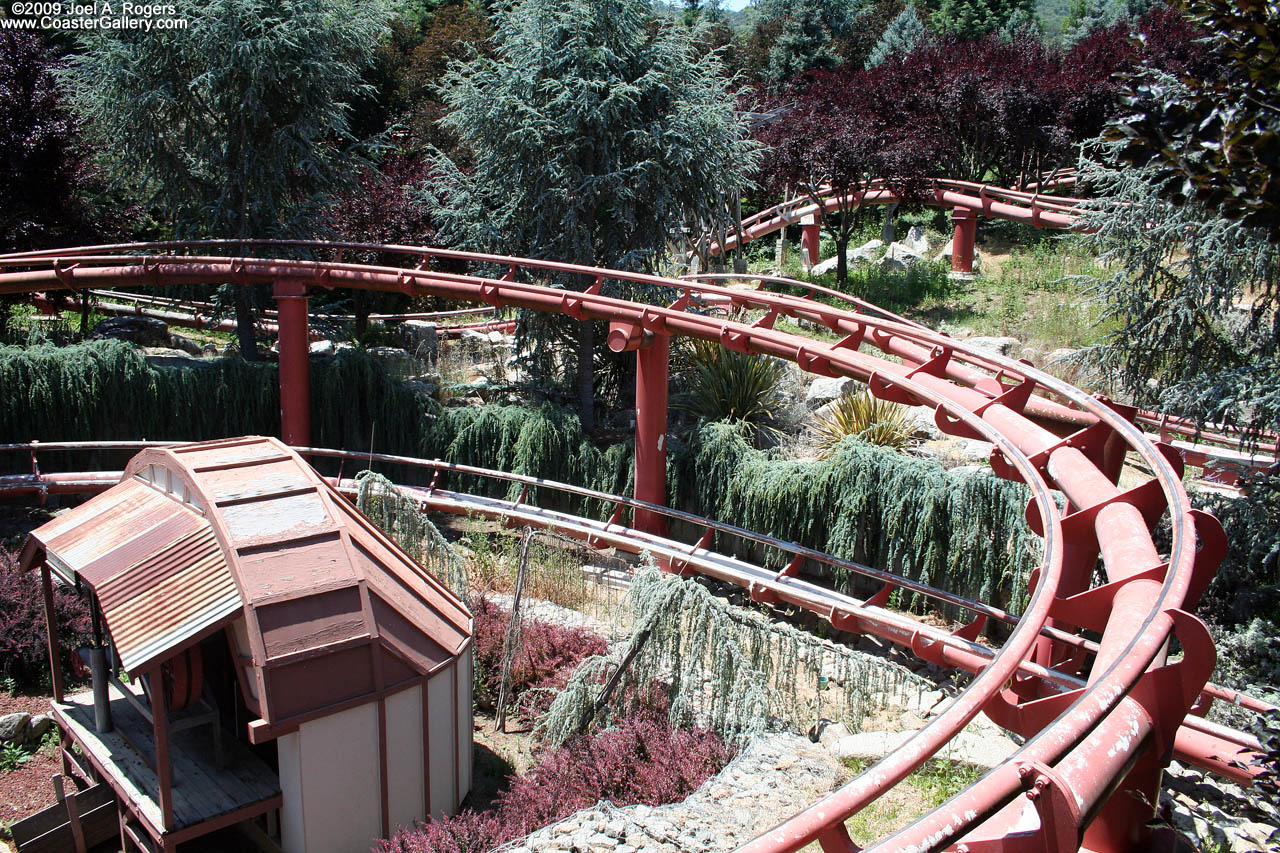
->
[27,479,243,675]
[102,527,241,673]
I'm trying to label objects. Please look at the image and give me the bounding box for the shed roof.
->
[23,437,472,726]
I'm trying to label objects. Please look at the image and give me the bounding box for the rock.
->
[818,722,851,749]
[402,378,439,398]
[884,242,927,266]
[169,333,203,355]
[397,320,439,363]
[811,240,885,276]
[852,239,884,261]
[902,225,930,254]
[143,348,210,370]
[903,406,944,441]
[831,730,916,761]
[309,339,335,356]
[91,316,172,347]
[876,254,908,272]
[918,438,991,467]
[810,255,841,276]
[0,711,30,743]
[366,346,412,378]
[805,376,859,410]
[1046,347,1078,365]
[964,336,1020,357]
[25,714,54,744]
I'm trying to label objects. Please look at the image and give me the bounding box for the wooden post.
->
[495,529,532,732]
[41,563,64,703]
[150,666,174,831]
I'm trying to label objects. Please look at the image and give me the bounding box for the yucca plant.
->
[812,390,916,457]
[675,339,788,447]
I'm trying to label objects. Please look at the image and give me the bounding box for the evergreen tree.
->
[927,0,1035,39]
[758,0,858,84]
[62,0,392,359]
[424,0,759,430]
[866,3,926,68]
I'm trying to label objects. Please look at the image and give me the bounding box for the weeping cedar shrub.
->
[1,549,91,689]
[377,692,732,853]
[0,341,633,510]
[3,343,1037,611]
[674,423,1040,615]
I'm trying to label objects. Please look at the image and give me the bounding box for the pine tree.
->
[927,0,1035,38]
[866,3,926,68]
[759,0,858,84]
[423,0,759,430]
[62,0,392,359]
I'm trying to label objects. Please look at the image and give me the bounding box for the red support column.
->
[800,214,821,270]
[607,321,669,537]
[273,278,311,447]
[950,207,978,275]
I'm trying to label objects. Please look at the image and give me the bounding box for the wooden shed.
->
[20,436,473,853]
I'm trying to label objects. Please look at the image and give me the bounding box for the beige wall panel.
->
[299,700,382,853]
[456,649,473,802]
[278,731,305,853]
[428,665,457,816]
[385,685,426,832]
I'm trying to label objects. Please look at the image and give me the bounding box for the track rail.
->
[0,240,1269,852]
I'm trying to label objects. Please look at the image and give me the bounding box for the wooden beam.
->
[41,564,64,703]
[149,667,173,832]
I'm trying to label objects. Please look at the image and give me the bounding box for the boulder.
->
[169,333,203,355]
[902,225,930,254]
[91,316,172,347]
[964,336,1020,356]
[851,238,885,261]
[366,346,412,378]
[884,242,927,266]
[142,348,210,369]
[396,320,439,363]
[26,714,54,745]
[804,376,859,410]
[1046,347,1078,365]
[402,377,440,399]
[0,711,30,743]
[810,255,841,277]
[877,254,908,272]
[309,339,335,356]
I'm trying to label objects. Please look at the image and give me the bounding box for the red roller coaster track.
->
[0,239,1272,853]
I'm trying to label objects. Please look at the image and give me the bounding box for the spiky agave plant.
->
[675,339,788,447]
[812,390,916,457]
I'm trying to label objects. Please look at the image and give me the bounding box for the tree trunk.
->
[836,234,849,288]
[234,285,258,361]
[577,320,595,432]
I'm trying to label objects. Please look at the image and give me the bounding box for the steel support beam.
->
[800,214,821,270]
[273,278,311,447]
[608,321,669,536]
[951,206,978,275]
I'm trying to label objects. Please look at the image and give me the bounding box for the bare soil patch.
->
[0,692,62,835]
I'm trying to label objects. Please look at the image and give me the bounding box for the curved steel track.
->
[0,240,1271,852]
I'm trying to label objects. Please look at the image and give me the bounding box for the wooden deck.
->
[54,684,280,841]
